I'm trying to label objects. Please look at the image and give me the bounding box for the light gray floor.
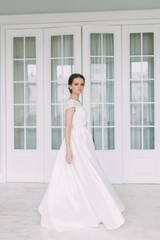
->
[0,183,159,240]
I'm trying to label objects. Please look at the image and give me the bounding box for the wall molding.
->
[0,25,6,182]
[1,9,160,27]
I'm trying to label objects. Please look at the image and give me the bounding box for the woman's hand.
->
[66,149,73,164]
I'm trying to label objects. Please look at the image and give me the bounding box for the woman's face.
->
[69,77,85,94]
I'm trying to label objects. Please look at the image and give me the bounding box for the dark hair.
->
[68,73,85,94]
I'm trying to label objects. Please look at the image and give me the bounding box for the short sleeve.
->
[64,100,76,111]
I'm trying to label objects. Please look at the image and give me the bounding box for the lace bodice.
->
[64,99,88,128]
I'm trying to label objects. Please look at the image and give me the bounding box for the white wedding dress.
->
[38,98,125,232]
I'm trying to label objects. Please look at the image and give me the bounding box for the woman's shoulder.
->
[64,98,77,110]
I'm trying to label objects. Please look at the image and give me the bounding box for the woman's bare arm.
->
[65,107,76,164]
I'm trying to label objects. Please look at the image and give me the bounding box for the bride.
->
[38,73,125,232]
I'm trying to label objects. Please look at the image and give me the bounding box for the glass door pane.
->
[13,37,37,149]
[50,35,74,149]
[90,33,115,150]
[130,32,155,149]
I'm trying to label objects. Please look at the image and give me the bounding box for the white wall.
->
[0,0,160,15]
[1,9,160,182]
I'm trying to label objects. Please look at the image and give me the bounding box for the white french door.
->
[6,27,81,182]
[122,25,160,183]
[83,26,123,183]
[43,27,81,181]
[5,24,160,183]
[6,29,44,182]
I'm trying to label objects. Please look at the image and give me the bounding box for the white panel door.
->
[122,25,160,183]
[6,29,44,182]
[43,27,81,182]
[83,26,122,183]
